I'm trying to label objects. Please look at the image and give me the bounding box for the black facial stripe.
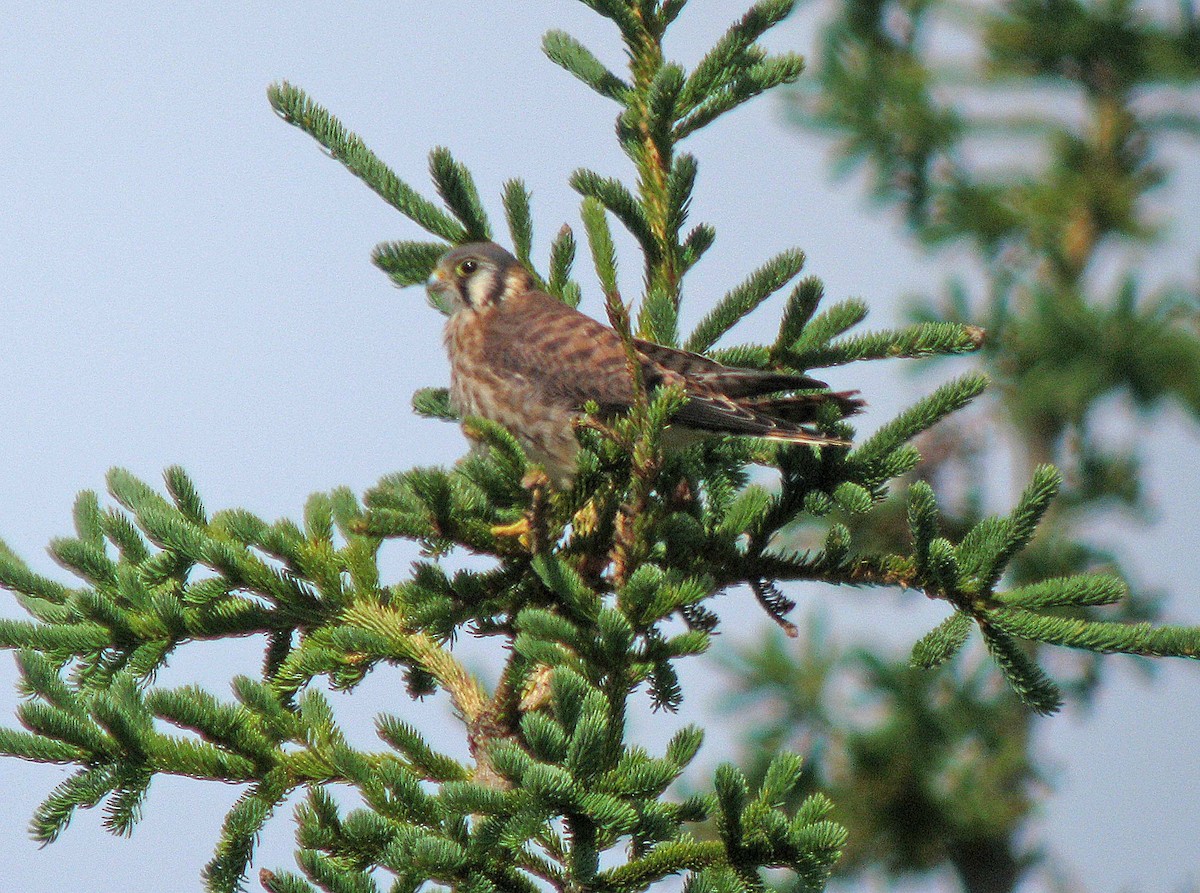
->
[483,268,507,305]
[460,265,504,307]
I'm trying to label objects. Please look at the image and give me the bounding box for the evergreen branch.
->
[757,750,804,807]
[516,611,588,671]
[996,574,1127,610]
[0,618,110,654]
[989,609,1200,659]
[97,770,150,838]
[786,298,869,358]
[341,604,488,721]
[850,373,989,474]
[980,624,1063,715]
[0,540,70,611]
[106,466,176,518]
[361,465,516,554]
[204,779,288,893]
[532,555,602,622]
[377,715,468,782]
[15,650,79,712]
[428,146,492,241]
[925,537,961,596]
[645,63,686,160]
[146,736,258,782]
[906,480,941,577]
[581,197,645,413]
[791,321,986,368]
[772,277,823,360]
[258,869,313,893]
[164,466,207,526]
[638,284,681,345]
[412,387,457,421]
[681,223,715,271]
[96,506,149,561]
[101,774,151,839]
[543,30,631,102]
[49,537,116,588]
[549,224,579,304]
[677,54,806,140]
[132,503,319,613]
[666,152,698,237]
[502,179,536,267]
[717,485,775,540]
[267,82,467,242]
[31,765,116,844]
[727,550,916,591]
[372,240,448,289]
[679,0,798,114]
[72,490,105,545]
[910,611,973,668]
[661,0,689,27]
[685,249,806,353]
[574,0,642,38]
[571,169,658,261]
[0,727,86,764]
[521,713,569,765]
[147,685,277,766]
[581,198,620,302]
[971,465,1061,592]
[600,838,727,887]
[301,494,334,548]
[100,508,150,565]
[295,850,378,893]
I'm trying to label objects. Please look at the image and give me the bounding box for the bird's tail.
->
[746,390,865,424]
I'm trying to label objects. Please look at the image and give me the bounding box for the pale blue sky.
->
[1,3,1197,891]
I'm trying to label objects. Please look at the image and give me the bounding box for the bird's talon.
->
[491,518,532,542]
[521,469,551,491]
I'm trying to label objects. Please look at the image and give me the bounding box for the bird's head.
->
[426,242,531,314]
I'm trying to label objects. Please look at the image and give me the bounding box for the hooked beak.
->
[426,267,448,290]
[425,267,454,315]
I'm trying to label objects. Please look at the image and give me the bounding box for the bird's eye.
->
[456,259,478,277]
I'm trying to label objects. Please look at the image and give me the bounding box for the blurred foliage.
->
[725,620,1039,893]
[723,1,1200,891]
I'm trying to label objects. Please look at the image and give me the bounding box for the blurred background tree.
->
[722,1,1200,891]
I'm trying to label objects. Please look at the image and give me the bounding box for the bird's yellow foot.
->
[490,517,532,545]
[572,499,601,536]
[521,469,551,491]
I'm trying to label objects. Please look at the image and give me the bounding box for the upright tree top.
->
[1,2,1198,892]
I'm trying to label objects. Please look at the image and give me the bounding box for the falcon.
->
[426,242,862,484]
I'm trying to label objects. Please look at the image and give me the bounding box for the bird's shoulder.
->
[475,289,659,407]
[479,290,623,362]
[489,289,613,335]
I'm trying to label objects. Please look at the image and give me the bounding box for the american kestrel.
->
[426,242,862,484]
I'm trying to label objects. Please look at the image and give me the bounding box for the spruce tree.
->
[724,1,1200,891]
[1,3,1197,893]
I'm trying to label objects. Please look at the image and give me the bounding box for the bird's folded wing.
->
[481,292,638,409]
[633,338,829,397]
[480,291,859,444]
[671,392,849,444]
